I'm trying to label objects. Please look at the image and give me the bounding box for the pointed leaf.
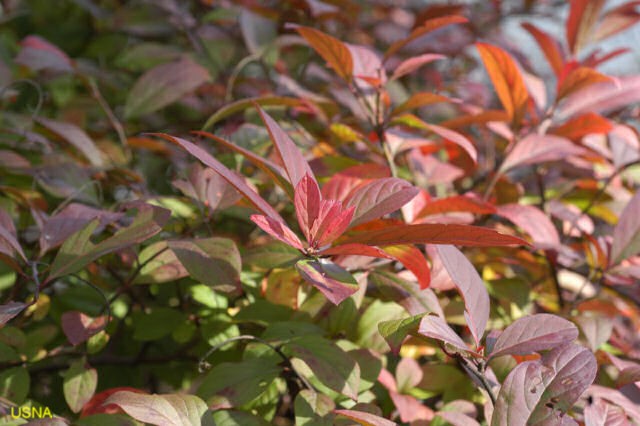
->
[521,23,565,77]
[566,0,606,55]
[61,311,108,346]
[418,315,475,354]
[379,314,425,353]
[381,245,431,289]
[36,117,104,167]
[312,202,355,248]
[476,43,529,124]
[344,178,418,226]
[416,195,496,219]
[550,113,612,141]
[422,122,477,162]
[595,1,640,42]
[295,26,353,81]
[15,35,74,73]
[0,302,28,325]
[611,190,640,264]
[557,67,611,101]
[151,133,284,222]
[0,213,26,262]
[334,409,396,426]
[369,271,443,316]
[294,174,322,244]
[256,106,316,188]
[105,391,209,426]
[496,204,560,247]
[488,314,579,360]
[391,54,445,80]
[558,76,640,119]
[436,245,489,346]
[499,134,585,173]
[202,96,303,130]
[295,259,358,305]
[251,215,304,251]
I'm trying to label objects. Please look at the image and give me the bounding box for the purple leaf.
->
[0,301,28,325]
[558,75,640,119]
[391,53,445,80]
[368,270,443,317]
[151,133,284,223]
[616,365,640,388]
[295,259,358,305]
[36,117,104,167]
[256,106,316,188]
[251,215,304,250]
[436,411,481,426]
[105,391,209,426]
[344,178,419,226]
[0,209,26,262]
[499,134,586,173]
[422,122,478,163]
[576,315,613,352]
[436,245,489,347]
[418,315,476,355]
[61,311,108,346]
[496,204,560,247]
[334,409,396,426]
[488,314,579,360]
[611,190,640,264]
[584,399,630,426]
[15,35,74,74]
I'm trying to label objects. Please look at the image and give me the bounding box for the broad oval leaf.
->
[63,358,97,413]
[379,314,424,354]
[499,134,586,173]
[61,311,108,346]
[295,259,358,305]
[105,391,209,426]
[436,245,489,347]
[295,26,353,81]
[496,204,560,247]
[611,190,640,264]
[124,57,210,119]
[488,314,579,360]
[344,178,418,226]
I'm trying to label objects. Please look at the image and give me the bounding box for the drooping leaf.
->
[256,106,316,188]
[499,134,585,174]
[48,204,171,281]
[202,96,303,130]
[295,26,353,81]
[496,204,560,247]
[344,178,418,226]
[418,315,475,355]
[435,245,489,347]
[151,133,284,222]
[521,22,565,77]
[124,57,210,118]
[378,314,425,353]
[566,0,606,55]
[288,335,360,400]
[390,54,445,80]
[61,311,108,346]
[63,358,97,413]
[476,43,529,124]
[36,117,104,167]
[611,190,640,264]
[105,391,209,426]
[340,223,527,247]
[251,215,304,250]
[487,314,579,360]
[295,259,358,305]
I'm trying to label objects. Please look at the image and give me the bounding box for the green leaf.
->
[243,242,302,269]
[378,314,425,354]
[48,204,171,281]
[63,358,98,413]
[105,391,210,426]
[294,389,335,426]
[197,358,281,409]
[132,308,186,341]
[0,367,29,404]
[124,57,211,119]
[211,410,270,426]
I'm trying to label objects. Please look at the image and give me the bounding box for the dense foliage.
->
[2,0,640,424]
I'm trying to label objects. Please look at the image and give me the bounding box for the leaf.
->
[390,54,445,80]
[418,315,475,354]
[421,122,478,163]
[487,314,579,360]
[344,178,418,226]
[0,212,26,262]
[151,133,284,222]
[295,26,353,81]
[132,308,185,341]
[63,358,97,413]
[576,315,613,352]
[289,336,360,400]
[436,245,489,347]
[135,242,188,284]
[496,204,560,247]
[594,1,640,42]
[0,367,30,404]
[15,35,74,73]
[251,215,304,250]
[295,259,358,305]
[294,389,335,426]
[550,113,612,141]
[295,174,322,244]
[378,314,424,353]
[391,93,452,117]
[310,201,355,247]
[381,245,431,289]
[334,410,396,426]
[558,76,640,119]
[566,0,606,55]
[48,203,171,281]
[384,15,468,60]
[492,344,597,426]
[256,106,316,188]
[369,270,443,316]
[340,223,527,247]
[124,57,210,118]
[611,190,640,264]
[36,117,104,167]
[616,365,640,388]
[239,8,277,54]
[243,242,302,269]
[198,358,281,409]
[201,96,303,130]
[105,391,209,426]
[415,195,496,219]
[557,67,611,101]
[584,398,630,426]
[0,302,28,325]
[168,238,241,293]
[521,22,565,77]
[61,311,108,346]
[499,134,585,174]
[476,43,529,124]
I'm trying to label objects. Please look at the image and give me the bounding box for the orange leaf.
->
[295,26,353,81]
[476,43,529,125]
[566,0,606,55]
[521,22,565,77]
[550,112,612,141]
[557,67,611,101]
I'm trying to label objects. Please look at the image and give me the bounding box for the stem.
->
[83,77,128,150]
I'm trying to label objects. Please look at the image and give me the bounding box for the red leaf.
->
[294,174,321,244]
[566,0,606,55]
[499,133,586,173]
[421,122,477,163]
[384,15,468,60]
[340,223,528,247]
[390,53,445,80]
[311,201,355,248]
[295,259,358,305]
[256,106,316,188]
[416,195,496,219]
[151,133,284,223]
[382,245,431,289]
[557,67,611,101]
[80,387,145,417]
[251,215,304,251]
[550,113,612,141]
[61,311,108,346]
[594,1,640,42]
[295,26,353,81]
[344,178,419,226]
[476,43,529,125]
[321,164,391,202]
[435,245,489,347]
[521,22,565,77]
[496,204,560,247]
